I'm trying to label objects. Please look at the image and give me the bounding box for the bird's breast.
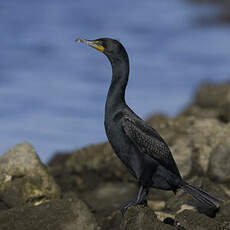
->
[104,118,144,179]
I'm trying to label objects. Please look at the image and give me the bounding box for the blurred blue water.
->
[1,0,230,162]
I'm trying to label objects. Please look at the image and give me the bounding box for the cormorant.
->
[76,38,222,216]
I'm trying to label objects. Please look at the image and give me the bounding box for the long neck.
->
[105,53,129,110]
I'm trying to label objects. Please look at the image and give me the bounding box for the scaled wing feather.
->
[121,116,181,177]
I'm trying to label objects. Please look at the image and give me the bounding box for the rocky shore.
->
[1,81,230,229]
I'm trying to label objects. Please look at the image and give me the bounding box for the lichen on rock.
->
[0,142,61,208]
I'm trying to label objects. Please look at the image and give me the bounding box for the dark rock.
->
[194,82,230,108]
[49,145,140,228]
[0,143,61,208]
[222,221,230,230]
[175,210,222,230]
[82,182,137,213]
[216,202,230,222]
[48,153,71,170]
[146,114,170,132]
[147,114,190,146]
[163,217,175,225]
[0,193,99,230]
[121,206,176,230]
[49,143,135,198]
[48,153,78,194]
[208,138,230,183]
[0,201,8,212]
[65,142,135,186]
[192,81,230,123]
[100,211,122,230]
[148,189,173,206]
[182,105,220,120]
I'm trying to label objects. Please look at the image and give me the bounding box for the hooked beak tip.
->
[75,38,82,42]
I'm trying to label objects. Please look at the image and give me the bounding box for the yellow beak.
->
[76,38,104,52]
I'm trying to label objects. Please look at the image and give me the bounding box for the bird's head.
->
[76,37,128,63]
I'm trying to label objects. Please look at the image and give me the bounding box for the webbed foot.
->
[120,200,137,216]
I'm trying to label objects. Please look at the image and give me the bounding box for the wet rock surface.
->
[1,80,230,229]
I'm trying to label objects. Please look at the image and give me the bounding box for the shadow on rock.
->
[121,206,176,230]
[0,193,99,230]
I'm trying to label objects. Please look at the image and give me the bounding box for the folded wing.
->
[121,115,181,178]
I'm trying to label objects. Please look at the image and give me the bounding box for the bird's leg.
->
[120,185,148,216]
[138,187,149,206]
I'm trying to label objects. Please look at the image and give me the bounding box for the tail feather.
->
[180,181,223,209]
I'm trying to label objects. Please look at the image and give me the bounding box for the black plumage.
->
[76,37,222,216]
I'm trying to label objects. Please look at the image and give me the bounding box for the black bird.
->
[76,38,221,216]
